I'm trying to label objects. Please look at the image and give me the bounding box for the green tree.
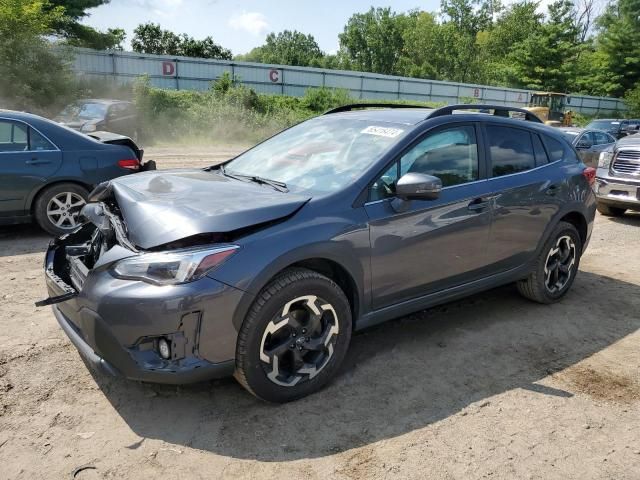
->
[624,83,640,116]
[338,7,410,75]
[595,0,640,97]
[45,0,124,49]
[508,0,581,92]
[132,22,180,55]
[237,30,323,67]
[398,11,440,79]
[131,22,231,59]
[480,1,544,85]
[0,0,74,110]
[433,0,502,83]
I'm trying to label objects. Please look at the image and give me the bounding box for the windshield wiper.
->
[217,164,247,182]
[217,165,288,193]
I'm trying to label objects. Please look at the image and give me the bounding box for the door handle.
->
[25,158,52,165]
[468,197,491,211]
[545,184,559,196]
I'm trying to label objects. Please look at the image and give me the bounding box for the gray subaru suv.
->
[595,133,640,216]
[39,104,596,402]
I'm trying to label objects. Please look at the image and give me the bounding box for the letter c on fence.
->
[269,69,280,83]
[162,61,176,76]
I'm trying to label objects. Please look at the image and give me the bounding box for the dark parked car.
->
[559,127,616,167]
[56,99,138,140]
[40,104,596,402]
[585,118,640,139]
[595,133,640,216]
[0,110,150,235]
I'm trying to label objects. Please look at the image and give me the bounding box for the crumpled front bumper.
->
[52,305,234,383]
[44,240,242,384]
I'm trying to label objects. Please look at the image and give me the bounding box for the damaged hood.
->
[91,169,310,249]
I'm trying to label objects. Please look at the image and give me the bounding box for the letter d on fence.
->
[162,61,176,76]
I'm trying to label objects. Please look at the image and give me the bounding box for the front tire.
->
[234,268,352,403]
[33,183,88,236]
[597,203,626,217]
[517,221,582,304]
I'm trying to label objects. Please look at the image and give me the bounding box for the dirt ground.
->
[0,146,639,480]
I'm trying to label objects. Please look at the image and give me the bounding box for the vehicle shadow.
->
[91,270,640,462]
[0,224,50,257]
[604,211,640,226]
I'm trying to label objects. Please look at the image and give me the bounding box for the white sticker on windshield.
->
[361,126,404,138]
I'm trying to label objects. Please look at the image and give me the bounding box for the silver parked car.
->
[595,133,640,216]
[559,128,616,168]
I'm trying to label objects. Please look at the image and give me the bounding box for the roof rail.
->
[323,103,432,115]
[429,104,543,123]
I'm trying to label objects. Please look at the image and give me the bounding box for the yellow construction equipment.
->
[525,92,573,127]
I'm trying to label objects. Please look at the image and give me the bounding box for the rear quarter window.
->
[542,134,578,163]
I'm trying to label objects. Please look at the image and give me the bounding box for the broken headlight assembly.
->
[112,246,239,285]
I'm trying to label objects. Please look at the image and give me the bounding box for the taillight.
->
[583,167,596,186]
[118,159,140,170]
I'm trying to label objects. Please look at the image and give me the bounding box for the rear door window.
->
[486,125,535,177]
[30,129,55,151]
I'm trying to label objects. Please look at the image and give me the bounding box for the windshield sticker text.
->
[361,126,404,138]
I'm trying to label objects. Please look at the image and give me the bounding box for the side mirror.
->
[396,173,442,200]
[576,140,592,149]
[391,173,442,213]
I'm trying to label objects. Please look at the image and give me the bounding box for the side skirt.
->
[0,215,32,226]
[355,263,531,331]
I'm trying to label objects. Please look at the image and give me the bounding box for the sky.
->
[82,0,443,55]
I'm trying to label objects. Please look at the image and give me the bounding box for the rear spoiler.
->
[88,131,144,161]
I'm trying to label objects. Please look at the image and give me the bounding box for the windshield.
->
[530,95,549,107]
[224,116,408,194]
[59,102,108,121]
[587,120,618,132]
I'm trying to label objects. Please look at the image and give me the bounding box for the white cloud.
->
[228,11,269,36]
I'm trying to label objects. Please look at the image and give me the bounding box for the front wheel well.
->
[288,258,360,325]
[559,211,587,247]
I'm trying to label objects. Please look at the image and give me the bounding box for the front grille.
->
[612,150,640,175]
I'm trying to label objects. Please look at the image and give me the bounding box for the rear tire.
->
[234,267,352,403]
[517,221,582,304]
[34,183,89,236]
[596,203,626,217]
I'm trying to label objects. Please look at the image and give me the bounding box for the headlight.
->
[113,246,238,285]
[81,123,97,132]
[598,151,613,168]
